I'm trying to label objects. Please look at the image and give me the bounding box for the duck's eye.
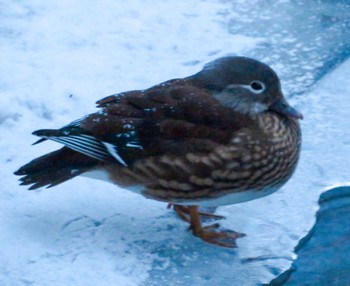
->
[250,81,265,93]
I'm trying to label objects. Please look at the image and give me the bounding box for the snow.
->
[1,0,350,285]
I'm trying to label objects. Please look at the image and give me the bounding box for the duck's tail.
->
[14,146,99,190]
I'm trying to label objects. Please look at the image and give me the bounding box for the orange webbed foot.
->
[169,204,245,248]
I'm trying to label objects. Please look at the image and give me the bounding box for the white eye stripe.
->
[226,81,266,94]
[236,82,265,94]
[230,84,264,94]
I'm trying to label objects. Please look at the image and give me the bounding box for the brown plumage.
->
[15,56,302,247]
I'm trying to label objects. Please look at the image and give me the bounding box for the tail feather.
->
[32,138,47,145]
[14,147,99,190]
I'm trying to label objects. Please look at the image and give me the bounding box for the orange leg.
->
[169,204,245,248]
[167,204,225,222]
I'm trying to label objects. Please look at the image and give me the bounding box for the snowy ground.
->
[1,1,350,285]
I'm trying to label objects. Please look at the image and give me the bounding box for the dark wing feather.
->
[32,121,143,166]
[14,147,98,189]
[80,82,251,162]
[32,128,114,162]
[33,81,250,166]
[32,116,88,145]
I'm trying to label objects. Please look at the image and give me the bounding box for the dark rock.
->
[268,186,350,286]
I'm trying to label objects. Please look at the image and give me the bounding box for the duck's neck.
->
[256,112,301,143]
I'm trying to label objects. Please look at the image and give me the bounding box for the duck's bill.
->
[270,98,303,119]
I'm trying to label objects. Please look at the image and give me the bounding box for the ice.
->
[1,0,350,285]
[225,0,350,96]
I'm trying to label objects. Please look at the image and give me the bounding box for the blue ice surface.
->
[226,0,350,96]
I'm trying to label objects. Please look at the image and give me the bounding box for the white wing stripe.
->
[51,137,109,161]
[102,142,127,166]
[53,137,107,160]
[41,132,130,166]
[126,142,143,149]
[58,136,108,156]
[68,135,107,152]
